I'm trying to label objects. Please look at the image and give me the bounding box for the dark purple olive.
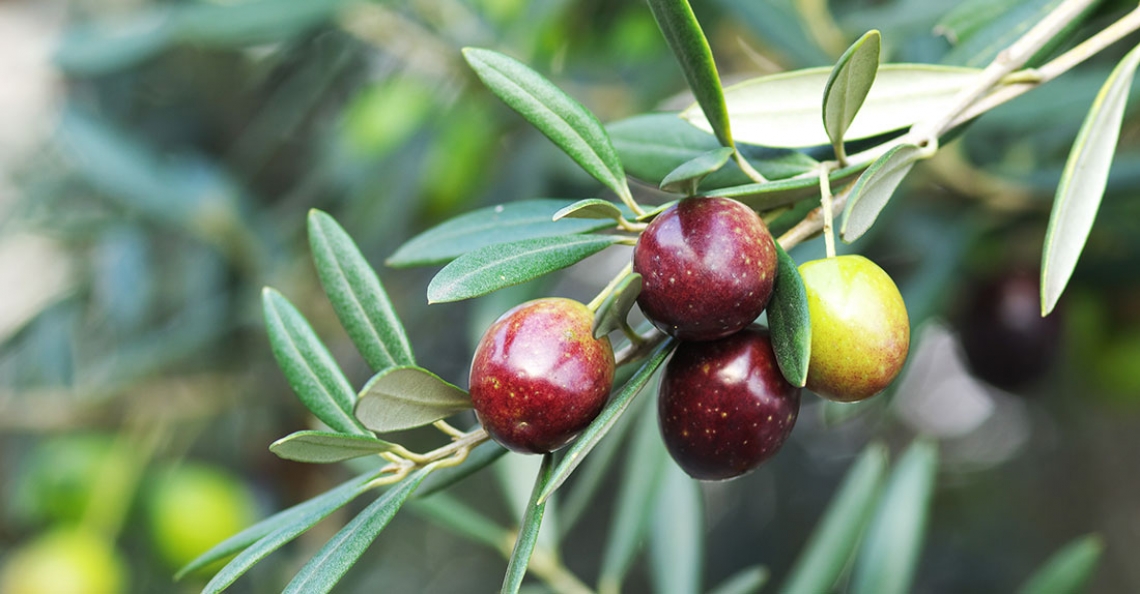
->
[958,270,1061,390]
[633,197,777,342]
[658,326,800,480]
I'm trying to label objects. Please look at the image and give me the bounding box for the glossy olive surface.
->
[469,298,615,454]
[633,196,777,342]
[799,255,910,402]
[658,326,801,481]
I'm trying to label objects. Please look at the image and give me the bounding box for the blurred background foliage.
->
[1,0,1140,592]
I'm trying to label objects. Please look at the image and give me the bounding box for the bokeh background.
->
[2,0,1140,592]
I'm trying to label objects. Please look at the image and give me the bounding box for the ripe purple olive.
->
[469,298,615,454]
[633,196,777,342]
[658,326,801,481]
[799,255,909,402]
[958,269,1061,390]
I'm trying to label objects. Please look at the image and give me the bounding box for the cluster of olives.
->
[469,196,910,481]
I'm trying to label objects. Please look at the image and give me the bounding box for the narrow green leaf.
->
[412,492,513,552]
[462,48,632,202]
[1041,43,1140,315]
[553,199,626,222]
[710,566,770,594]
[598,402,670,593]
[638,200,680,222]
[1016,534,1104,594]
[559,391,648,535]
[709,162,867,212]
[646,0,735,150]
[282,465,435,594]
[269,430,397,464]
[502,453,555,594]
[935,0,1040,47]
[496,453,560,554]
[388,199,618,268]
[840,143,924,242]
[607,114,818,190]
[417,439,508,499]
[768,243,811,387]
[308,210,414,372]
[355,366,471,433]
[191,469,383,589]
[661,147,737,195]
[850,440,939,594]
[649,461,703,594]
[939,0,1074,68]
[681,65,981,148]
[780,443,889,594]
[593,274,643,339]
[261,288,370,436]
[539,338,677,502]
[823,31,881,164]
[427,235,622,304]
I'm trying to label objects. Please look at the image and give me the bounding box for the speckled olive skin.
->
[799,255,910,402]
[633,197,777,342]
[469,298,615,454]
[658,326,800,481]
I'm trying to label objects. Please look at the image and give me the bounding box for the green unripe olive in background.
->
[799,255,910,402]
[0,527,127,594]
[147,463,258,572]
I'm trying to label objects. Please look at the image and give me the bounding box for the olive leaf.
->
[593,273,643,339]
[823,31,881,164]
[1041,42,1140,315]
[1016,534,1104,594]
[539,338,676,502]
[607,114,817,190]
[308,209,414,372]
[649,461,704,594]
[193,469,386,591]
[598,403,670,593]
[681,64,980,148]
[281,464,437,594]
[710,162,866,213]
[553,198,627,222]
[501,453,555,594]
[940,0,1088,68]
[849,440,938,594]
[261,288,370,436]
[427,234,623,303]
[780,443,888,594]
[767,243,811,388]
[660,147,736,195]
[387,199,616,268]
[269,430,397,464]
[462,48,634,205]
[411,492,513,551]
[840,143,925,242]
[646,0,735,152]
[354,366,471,433]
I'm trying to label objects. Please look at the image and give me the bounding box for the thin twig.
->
[907,0,1099,144]
[818,164,837,258]
[950,6,1140,129]
[777,179,857,251]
